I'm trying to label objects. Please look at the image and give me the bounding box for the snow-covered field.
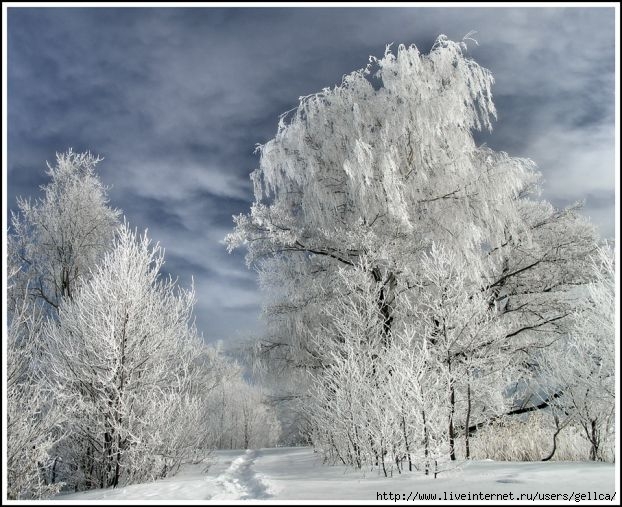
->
[56,447,617,502]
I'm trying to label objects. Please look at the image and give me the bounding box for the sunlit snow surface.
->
[56,447,616,501]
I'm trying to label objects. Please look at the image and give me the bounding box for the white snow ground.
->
[57,447,617,502]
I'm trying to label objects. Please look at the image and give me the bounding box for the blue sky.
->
[6,7,616,348]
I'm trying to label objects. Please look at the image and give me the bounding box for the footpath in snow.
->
[57,447,617,501]
[57,449,272,501]
[211,449,272,500]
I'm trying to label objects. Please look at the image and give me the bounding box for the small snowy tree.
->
[543,243,615,461]
[10,149,121,310]
[306,259,454,477]
[43,223,207,489]
[306,261,386,469]
[404,243,515,461]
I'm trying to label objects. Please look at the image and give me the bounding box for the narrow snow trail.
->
[56,449,274,501]
[211,449,273,500]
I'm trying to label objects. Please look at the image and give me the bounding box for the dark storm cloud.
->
[7,7,616,346]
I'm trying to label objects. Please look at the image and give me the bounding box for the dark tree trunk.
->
[112,435,122,487]
[103,430,113,488]
[422,406,429,476]
[381,448,387,478]
[401,413,412,472]
[465,379,472,459]
[448,357,456,461]
[448,385,456,461]
[112,310,129,488]
[585,419,600,461]
[51,456,59,484]
[371,267,396,345]
[542,415,565,462]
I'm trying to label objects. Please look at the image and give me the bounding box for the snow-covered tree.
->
[6,260,64,499]
[227,36,533,366]
[10,149,121,310]
[305,260,388,470]
[227,35,600,467]
[43,224,208,489]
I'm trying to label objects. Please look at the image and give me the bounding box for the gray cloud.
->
[7,7,616,347]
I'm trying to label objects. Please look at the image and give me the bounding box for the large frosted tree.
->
[227,36,600,467]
